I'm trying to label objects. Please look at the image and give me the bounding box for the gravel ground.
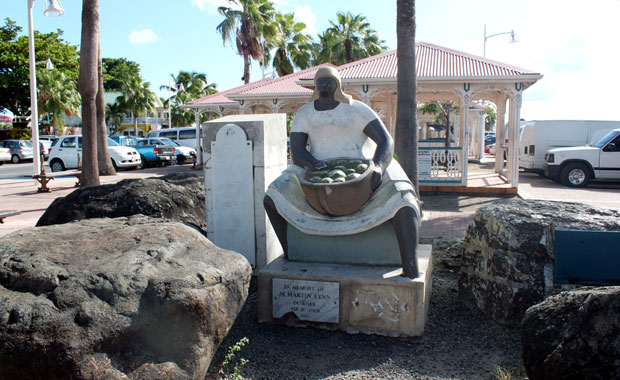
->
[206,249,526,380]
[207,194,526,380]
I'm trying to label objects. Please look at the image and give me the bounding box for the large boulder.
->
[458,199,620,326]
[37,172,206,234]
[0,215,252,380]
[522,286,620,380]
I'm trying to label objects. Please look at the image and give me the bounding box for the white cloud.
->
[129,28,159,44]
[294,5,317,36]
[191,0,241,13]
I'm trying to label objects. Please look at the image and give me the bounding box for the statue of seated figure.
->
[263,66,420,278]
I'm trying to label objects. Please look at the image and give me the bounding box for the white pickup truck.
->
[543,128,620,187]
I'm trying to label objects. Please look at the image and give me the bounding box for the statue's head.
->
[311,66,352,105]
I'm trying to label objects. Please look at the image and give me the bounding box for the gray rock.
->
[0,215,252,380]
[36,172,206,235]
[521,286,620,380]
[458,199,620,326]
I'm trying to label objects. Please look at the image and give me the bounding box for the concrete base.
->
[258,244,433,337]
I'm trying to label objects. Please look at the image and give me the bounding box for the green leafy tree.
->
[484,104,497,131]
[160,71,217,127]
[105,101,125,135]
[216,0,277,84]
[0,18,79,117]
[117,76,157,136]
[263,12,313,77]
[36,69,81,135]
[395,0,418,191]
[310,30,340,65]
[418,102,459,147]
[102,57,140,91]
[324,12,387,64]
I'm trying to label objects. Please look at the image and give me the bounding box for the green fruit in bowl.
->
[329,169,346,179]
[333,177,346,183]
[320,177,334,183]
[344,168,356,175]
[345,173,361,181]
[309,176,323,183]
[356,163,369,173]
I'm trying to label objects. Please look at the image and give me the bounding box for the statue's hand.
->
[370,167,383,191]
[312,160,328,170]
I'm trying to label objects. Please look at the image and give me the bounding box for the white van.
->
[145,127,201,149]
[519,120,620,174]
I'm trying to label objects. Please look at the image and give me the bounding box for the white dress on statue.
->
[266,99,420,236]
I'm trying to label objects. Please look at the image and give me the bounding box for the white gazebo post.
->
[27,0,64,176]
[495,94,507,174]
[508,86,523,186]
[194,108,203,167]
[460,88,472,186]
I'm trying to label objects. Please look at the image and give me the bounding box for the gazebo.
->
[185,42,542,191]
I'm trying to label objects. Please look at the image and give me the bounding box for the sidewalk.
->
[0,165,196,238]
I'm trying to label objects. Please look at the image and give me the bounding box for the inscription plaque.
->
[272,278,339,323]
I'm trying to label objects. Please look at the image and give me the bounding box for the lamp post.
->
[27,0,65,176]
[483,24,517,58]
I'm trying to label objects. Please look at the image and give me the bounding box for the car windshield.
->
[593,131,620,148]
[158,138,179,146]
[107,138,119,146]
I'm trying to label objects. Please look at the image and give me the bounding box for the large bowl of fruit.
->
[299,158,374,216]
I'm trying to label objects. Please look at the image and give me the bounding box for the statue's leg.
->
[392,206,420,278]
[263,195,288,257]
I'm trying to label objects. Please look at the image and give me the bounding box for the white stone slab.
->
[212,124,255,266]
[272,278,339,323]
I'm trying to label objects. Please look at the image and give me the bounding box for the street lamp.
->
[167,82,184,128]
[28,0,65,176]
[483,24,517,58]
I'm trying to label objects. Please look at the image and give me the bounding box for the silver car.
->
[0,139,34,163]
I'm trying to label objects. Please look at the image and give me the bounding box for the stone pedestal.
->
[257,245,432,337]
[203,114,287,269]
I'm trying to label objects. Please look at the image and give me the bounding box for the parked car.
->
[0,139,33,163]
[0,146,10,165]
[139,137,196,164]
[30,140,52,160]
[145,126,201,148]
[110,135,175,168]
[543,128,620,187]
[519,120,619,175]
[48,135,141,172]
[39,135,59,144]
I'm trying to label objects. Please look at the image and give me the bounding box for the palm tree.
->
[310,30,340,65]
[78,0,101,186]
[263,12,313,77]
[395,0,418,192]
[160,71,217,127]
[105,102,125,135]
[216,0,277,84]
[96,41,115,176]
[117,76,157,136]
[326,12,387,64]
[37,69,81,135]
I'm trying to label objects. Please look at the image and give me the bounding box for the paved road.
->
[0,161,45,179]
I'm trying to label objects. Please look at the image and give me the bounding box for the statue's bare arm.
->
[363,119,394,190]
[290,132,328,170]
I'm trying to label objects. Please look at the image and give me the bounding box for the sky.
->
[3,0,620,121]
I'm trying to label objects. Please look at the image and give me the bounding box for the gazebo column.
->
[459,89,472,186]
[194,109,204,166]
[495,94,507,174]
[507,87,523,187]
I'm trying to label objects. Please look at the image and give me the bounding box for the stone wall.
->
[458,199,620,326]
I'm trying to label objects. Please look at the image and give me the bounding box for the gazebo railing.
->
[418,146,463,184]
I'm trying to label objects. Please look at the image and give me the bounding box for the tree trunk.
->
[78,0,100,187]
[395,0,418,194]
[243,53,251,84]
[96,40,115,175]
